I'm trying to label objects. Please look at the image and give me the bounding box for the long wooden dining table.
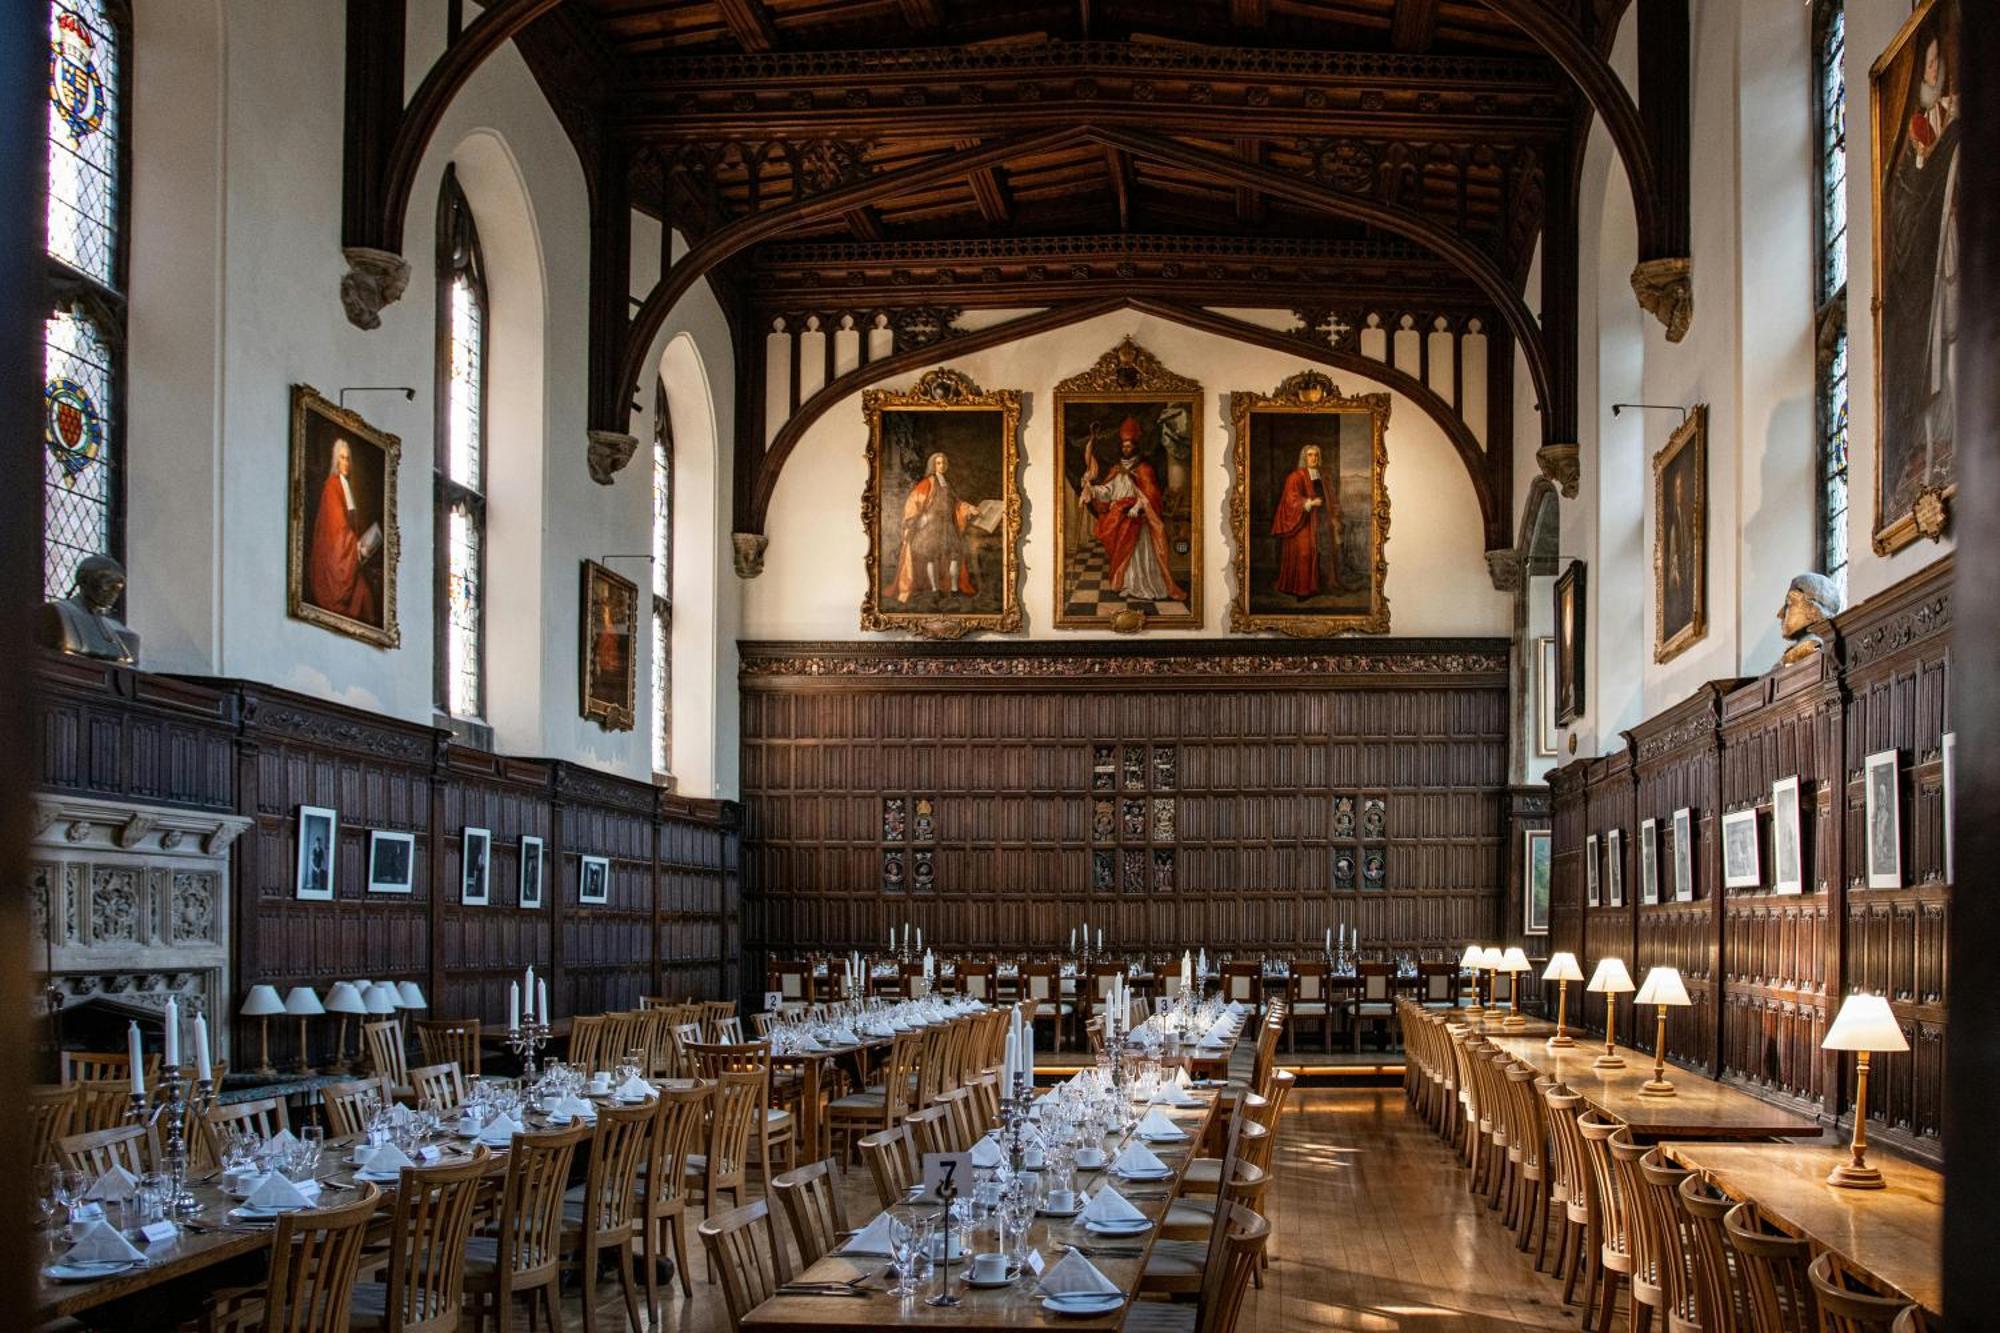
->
[1481,1033,1823,1139]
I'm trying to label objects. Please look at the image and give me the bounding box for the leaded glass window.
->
[650,379,673,779]
[47,1,119,287]
[43,309,115,599]
[435,168,487,720]
[1813,0,1850,596]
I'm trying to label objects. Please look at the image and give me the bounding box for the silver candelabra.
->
[130,1070,213,1219]
[506,1019,551,1082]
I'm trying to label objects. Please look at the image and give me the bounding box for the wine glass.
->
[888,1214,926,1298]
[53,1167,85,1226]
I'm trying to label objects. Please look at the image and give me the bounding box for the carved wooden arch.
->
[744,295,1506,551]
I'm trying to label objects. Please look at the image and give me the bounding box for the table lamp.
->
[323,981,367,1074]
[1822,992,1909,1189]
[1584,957,1634,1069]
[1500,947,1532,1026]
[1633,966,1692,1095]
[1479,947,1506,1020]
[396,980,428,1010]
[1542,952,1584,1047]
[364,982,400,1017]
[282,985,324,1074]
[1459,944,1487,1014]
[241,984,285,1076]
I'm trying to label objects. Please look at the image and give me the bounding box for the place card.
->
[418,1144,443,1162]
[139,1220,179,1245]
[1026,1248,1046,1277]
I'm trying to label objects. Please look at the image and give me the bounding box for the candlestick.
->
[194,1012,212,1083]
[127,1020,145,1095]
[164,996,180,1068]
[537,980,549,1027]
[510,981,521,1032]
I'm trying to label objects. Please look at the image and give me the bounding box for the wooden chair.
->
[71,1077,142,1134]
[601,1011,646,1069]
[1220,961,1262,1015]
[932,1086,980,1152]
[1577,1110,1634,1333]
[1286,962,1332,1051]
[322,1076,394,1138]
[827,1030,917,1162]
[856,1122,921,1211]
[567,1014,609,1073]
[1124,1202,1270,1333]
[197,1184,383,1333]
[906,1103,955,1157]
[1019,962,1072,1050]
[408,1061,467,1112]
[1545,1084,1601,1318]
[1677,1171,1755,1333]
[362,1020,412,1098]
[61,1050,160,1087]
[955,960,996,1002]
[629,1007,675,1080]
[688,1069,763,1221]
[349,1148,491,1332]
[561,1098,654,1333]
[413,1019,481,1077]
[769,960,815,1005]
[204,1096,292,1162]
[668,1022,705,1079]
[698,1000,737,1040]
[1808,1254,1911,1333]
[32,1084,76,1167]
[462,1123,586,1333]
[697,1199,792,1328]
[685,1039,796,1183]
[1419,961,1461,1008]
[1724,1201,1818,1333]
[638,1081,711,1308]
[771,1157,850,1270]
[1609,1127,1667,1333]
[58,1122,154,1178]
[1350,963,1397,1052]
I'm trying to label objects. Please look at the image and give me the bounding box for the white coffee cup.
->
[589,1072,611,1091]
[971,1252,1009,1282]
[1046,1188,1078,1212]
[1075,1147,1106,1169]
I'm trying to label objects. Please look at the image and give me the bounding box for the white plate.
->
[227,1204,299,1221]
[45,1260,144,1281]
[354,1168,405,1184]
[1083,1218,1153,1236]
[1140,1131,1188,1143]
[1041,1292,1125,1316]
[1113,1167,1172,1181]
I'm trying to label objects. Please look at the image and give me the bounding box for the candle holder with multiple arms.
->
[1821,992,1910,1189]
[1542,952,1584,1047]
[506,1019,552,1083]
[1584,957,1634,1069]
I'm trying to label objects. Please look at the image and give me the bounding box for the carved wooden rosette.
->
[1050,337,1204,631]
[1226,369,1390,637]
[859,368,1024,639]
[1651,404,1708,664]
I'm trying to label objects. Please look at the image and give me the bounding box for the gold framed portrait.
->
[860,368,1023,639]
[1227,370,1390,636]
[287,384,400,648]
[1651,405,1707,663]
[580,559,638,731]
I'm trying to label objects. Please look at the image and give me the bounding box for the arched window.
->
[650,378,673,780]
[1812,0,1850,596]
[43,1,127,601]
[435,166,487,721]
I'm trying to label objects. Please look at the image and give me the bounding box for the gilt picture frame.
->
[1535,636,1559,757]
[580,560,638,731]
[1652,405,1708,663]
[862,368,1023,639]
[288,384,400,648]
[1524,829,1551,936]
[1554,561,1586,725]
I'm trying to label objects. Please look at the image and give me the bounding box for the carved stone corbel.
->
[587,430,639,485]
[1630,257,1693,342]
[731,532,770,580]
[1485,550,1524,593]
[340,246,412,330]
[1536,443,1580,499]
[116,813,157,850]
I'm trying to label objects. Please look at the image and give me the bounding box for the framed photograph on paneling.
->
[1721,808,1762,889]
[295,805,337,901]
[1672,807,1695,902]
[1605,828,1625,907]
[1771,776,1804,894]
[580,559,638,731]
[461,826,491,906]
[519,835,545,910]
[1943,731,1956,883]
[1053,338,1201,632]
[579,854,611,905]
[366,830,414,895]
[1226,370,1391,636]
[1535,636,1559,757]
[1639,818,1660,904]
[1554,561,1586,725]
[1864,749,1903,888]
[1651,405,1708,663]
[1869,0,1960,555]
[862,368,1024,637]
[1585,832,1600,907]
[1523,829,1551,935]
[287,385,400,648]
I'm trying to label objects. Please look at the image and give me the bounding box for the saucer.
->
[1036,1202,1084,1218]
[1083,1218,1153,1236]
[1041,1292,1124,1316]
[964,1262,1024,1289]
[1113,1167,1172,1181]
[46,1260,144,1281]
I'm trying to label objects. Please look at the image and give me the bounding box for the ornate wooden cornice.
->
[1836,557,1954,673]
[739,638,1510,685]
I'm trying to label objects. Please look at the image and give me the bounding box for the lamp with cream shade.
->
[363,982,400,1016]
[1479,947,1506,1019]
[323,981,367,1074]
[282,985,324,1074]
[1459,944,1487,1014]
[396,981,427,1010]
[1541,952,1584,1047]
[1822,992,1909,1189]
[1632,966,1692,1095]
[1584,957,1634,1069]
[241,984,285,1076]
[1499,946,1532,1026]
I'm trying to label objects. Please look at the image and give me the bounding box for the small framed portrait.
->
[1535,636,1559,758]
[1943,732,1956,883]
[580,560,638,731]
[461,826,492,906]
[1672,807,1695,902]
[519,835,545,910]
[1227,370,1391,636]
[1651,405,1708,663]
[1554,561,1587,725]
[1639,818,1660,905]
[1771,776,1804,895]
[1523,829,1551,935]
[1585,832,1601,907]
[1605,828,1625,908]
[579,854,611,905]
[366,830,415,895]
[1865,749,1903,888]
[1721,808,1762,889]
[288,385,400,648]
[295,805,337,901]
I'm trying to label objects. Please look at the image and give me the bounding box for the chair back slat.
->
[772,1157,850,1268]
[857,1122,921,1211]
[382,1148,490,1333]
[698,1198,792,1327]
[580,1099,656,1243]
[322,1076,394,1138]
[1198,1201,1272,1333]
[413,1019,481,1077]
[567,1014,608,1073]
[204,1096,291,1164]
[1808,1252,1913,1333]
[61,1050,159,1087]
[494,1125,585,1283]
[57,1122,153,1178]
[407,1061,467,1113]
[362,1020,410,1090]
[71,1078,141,1134]
[33,1085,77,1167]
[1678,1171,1755,1333]
[1636,1146,1699,1327]
[1725,1200,1819,1333]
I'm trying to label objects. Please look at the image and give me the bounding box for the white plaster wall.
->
[742,310,1510,641]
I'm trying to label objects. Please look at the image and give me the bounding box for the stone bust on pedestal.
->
[42,554,141,664]
[1777,571,1843,667]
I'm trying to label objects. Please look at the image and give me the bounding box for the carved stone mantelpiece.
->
[587,430,639,485]
[339,246,411,330]
[732,532,770,579]
[1536,442,1579,499]
[1630,257,1693,342]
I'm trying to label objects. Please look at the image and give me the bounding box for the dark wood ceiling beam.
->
[952,141,1015,227]
[713,0,777,51]
[1230,0,1269,26]
[1234,140,1263,225]
[1105,147,1133,231]
[844,207,885,241]
[1391,0,1442,52]
[896,0,944,28]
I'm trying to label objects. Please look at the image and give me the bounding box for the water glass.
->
[888,1214,926,1298]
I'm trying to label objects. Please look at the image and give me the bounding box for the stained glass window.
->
[435,168,488,720]
[650,380,673,779]
[1813,0,1850,597]
[43,308,115,599]
[47,1,120,287]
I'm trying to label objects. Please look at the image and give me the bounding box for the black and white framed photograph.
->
[1585,832,1600,907]
[1771,776,1804,895]
[1524,829,1551,935]
[461,826,492,906]
[579,854,611,905]
[1672,807,1695,902]
[296,805,337,901]
[1721,808,1761,889]
[1605,828,1624,907]
[1865,749,1902,889]
[519,835,545,909]
[1943,732,1956,884]
[1639,818,1660,905]
[366,830,415,895]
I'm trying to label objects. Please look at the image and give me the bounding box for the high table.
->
[1481,1034,1823,1139]
[1663,1141,1942,1317]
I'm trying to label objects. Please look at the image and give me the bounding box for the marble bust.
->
[42,554,141,664]
[1777,571,1842,667]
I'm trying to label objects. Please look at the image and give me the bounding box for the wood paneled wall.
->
[33,657,740,1066]
[739,639,1513,975]
[1548,557,1952,1163]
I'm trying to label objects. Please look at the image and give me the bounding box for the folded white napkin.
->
[360,1143,416,1177]
[1227,1002,1245,1015]
[1113,1141,1168,1175]
[478,1114,525,1145]
[1151,1085,1200,1107]
[1136,1108,1187,1140]
[1080,1184,1147,1226]
[386,1103,414,1127]
[1175,1067,1193,1088]
[795,1035,824,1051]
[838,1211,899,1257]
[84,1164,138,1202]
[614,1074,653,1102]
[545,1094,596,1122]
[61,1219,145,1267]
[970,1135,1005,1168]
[1034,1249,1120,1298]
[831,1028,861,1046]
[243,1173,318,1212]
[267,1128,300,1151]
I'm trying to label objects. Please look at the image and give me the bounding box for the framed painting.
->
[1722,808,1762,889]
[1652,405,1707,663]
[1535,636,1559,757]
[288,385,399,648]
[580,560,638,731]
[1605,828,1624,908]
[1639,818,1660,905]
[579,854,611,905]
[861,368,1023,638]
[1865,749,1902,888]
[1523,829,1551,935]
[1672,807,1695,902]
[1053,338,1202,632]
[1771,776,1804,895]
[366,830,415,895]
[1554,561,1586,725]
[1585,832,1600,907]
[519,834,545,910]
[1870,0,1960,555]
[461,826,491,906]
[296,806,337,901]
[1227,370,1390,636]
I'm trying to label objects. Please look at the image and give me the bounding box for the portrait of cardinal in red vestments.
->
[1077,417,1186,603]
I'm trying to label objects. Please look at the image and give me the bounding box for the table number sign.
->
[764,990,784,1013]
[919,1151,973,1203]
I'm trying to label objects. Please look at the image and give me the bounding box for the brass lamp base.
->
[1639,1077,1677,1096]
[1826,1161,1886,1190]
[1502,1011,1527,1028]
[1593,1052,1626,1069]
[1548,1032,1575,1048]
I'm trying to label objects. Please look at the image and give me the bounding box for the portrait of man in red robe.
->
[306,437,381,624]
[1270,443,1349,599]
[1077,417,1185,603]
[886,450,981,605]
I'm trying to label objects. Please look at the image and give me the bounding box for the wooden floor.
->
[585,1088,1579,1332]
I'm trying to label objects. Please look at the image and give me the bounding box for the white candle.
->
[1003,1028,1019,1091]
[164,996,180,1069]
[1069,927,1076,952]
[1096,928,1102,951]
[916,928,923,952]
[194,1012,212,1082]
[127,1020,144,1096]
[509,981,521,1032]
[537,980,549,1025]
[524,966,536,1021]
